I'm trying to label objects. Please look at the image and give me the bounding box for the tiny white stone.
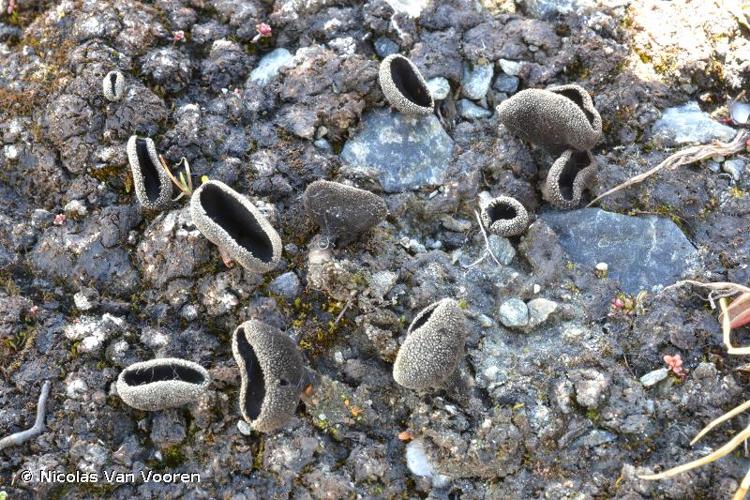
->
[640,368,669,387]
[405,439,434,477]
[237,420,253,436]
[595,262,609,272]
[74,291,92,311]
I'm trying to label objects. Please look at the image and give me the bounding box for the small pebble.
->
[640,368,669,387]
[498,298,529,328]
[237,420,253,436]
[426,77,450,101]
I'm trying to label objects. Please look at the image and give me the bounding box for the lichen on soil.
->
[2,0,750,498]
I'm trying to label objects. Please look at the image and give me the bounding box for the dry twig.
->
[0,381,51,452]
[588,131,749,207]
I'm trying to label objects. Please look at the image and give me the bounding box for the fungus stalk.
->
[0,381,51,452]
[588,131,750,207]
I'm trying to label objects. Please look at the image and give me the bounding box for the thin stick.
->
[0,381,51,451]
[661,280,750,297]
[690,398,750,445]
[640,423,750,480]
[734,466,750,500]
[588,131,749,207]
[473,210,502,267]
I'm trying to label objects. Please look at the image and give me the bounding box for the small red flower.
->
[53,213,66,225]
[173,30,185,43]
[664,354,686,378]
[256,23,272,38]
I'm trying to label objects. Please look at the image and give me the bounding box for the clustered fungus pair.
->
[115,321,307,434]
[498,84,602,209]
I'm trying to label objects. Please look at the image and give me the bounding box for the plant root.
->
[588,131,750,207]
[0,380,51,452]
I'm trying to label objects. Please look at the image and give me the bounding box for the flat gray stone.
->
[249,48,293,86]
[462,63,494,100]
[426,77,450,100]
[374,37,399,58]
[652,101,736,146]
[519,0,595,18]
[493,74,519,94]
[541,208,700,293]
[498,298,529,328]
[640,368,668,387]
[341,110,454,192]
[527,298,558,328]
[488,234,515,265]
[457,99,492,120]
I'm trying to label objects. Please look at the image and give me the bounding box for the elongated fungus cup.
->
[232,320,306,433]
[190,180,282,273]
[480,196,529,237]
[496,84,602,153]
[103,70,125,101]
[393,298,466,390]
[303,180,388,246]
[378,54,434,116]
[544,149,597,209]
[126,135,173,211]
[117,358,210,411]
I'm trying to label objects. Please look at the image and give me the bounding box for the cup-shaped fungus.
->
[480,196,529,237]
[190,180,282,273]
[232,320,306,433]
[303,180,388,246]
[378,54,434,116]
[544,149,597,209]
[496,84,602,153]
[103,70,125,101]
[126,135,173,211]
[393,298,467,390]
[116,358,210,411]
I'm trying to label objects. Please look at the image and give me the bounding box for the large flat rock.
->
[652,101,735,146]
[541,208,700,293]
[341,110,454,193]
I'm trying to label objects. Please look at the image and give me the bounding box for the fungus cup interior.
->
[486,201,517,222]
[236,328,265,420]
[558,151,591,200]
[109,73,118,94]
[553,88,595,124]
[390,57,431,107]
[200,184,274,263]
[135,138,162,202]
[409,301,442,334]
[124,363,205,386]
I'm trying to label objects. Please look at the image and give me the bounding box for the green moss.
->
[161,444,186,468]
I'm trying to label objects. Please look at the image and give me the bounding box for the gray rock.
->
[652,101,736,146]
[488,234,515,265]
[498,59,524,76]
[519,0,595,19]
[426,77,451,100]
[374,37,399,58]
[527,298,558,328]
[541,208,700,293]
[723,159,745,181]
[640,368,669,387]
[569,368,609,409]
[457,99,492,120]
[498,298,529,328]
[341,110,454,192]
[462,63,494,100]
[493,74,520,94]
[249,48,294,86]
[269,271,302,299]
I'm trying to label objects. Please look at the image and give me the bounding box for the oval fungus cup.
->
[231,320,306,433]
[303,180,388,246]
[480,196,529,237]
[190,180,282,274]
[116,358,210,411]
[544,149,597,209]
[378,54,434,116]
[393,298,467,390]
[103,70,125,101]
[126,135,173,211]
[496,84,602,153]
